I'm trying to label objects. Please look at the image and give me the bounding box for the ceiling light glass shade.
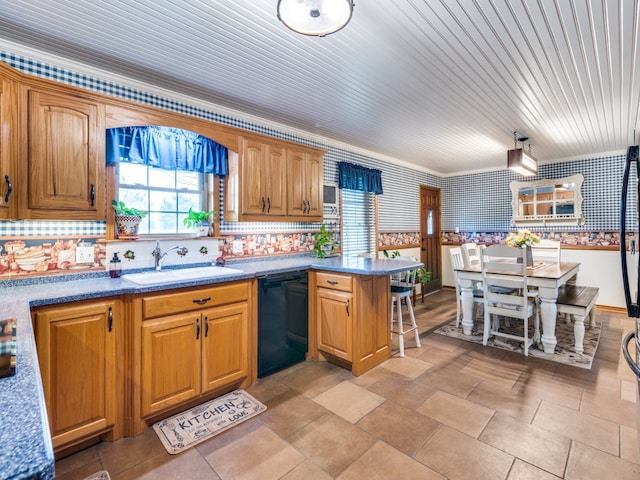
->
[277,0,354,37]
[507,148,538,177]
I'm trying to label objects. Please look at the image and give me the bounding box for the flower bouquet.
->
[505,229,540,266]
[505,229,540,248]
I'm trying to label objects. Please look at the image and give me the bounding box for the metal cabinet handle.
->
[4,175,11,203]
[107,306,113,332]
[205,316,209,337]
[90,183,95,207]
[327,280,338,285]
[267,197,271,213]
[192,297,211,305]
[306,200,311,214]
[261,197,266,213]
[196,318,201,340]
[346,299,350,317]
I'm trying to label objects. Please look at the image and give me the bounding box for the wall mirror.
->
[510,173,584,226]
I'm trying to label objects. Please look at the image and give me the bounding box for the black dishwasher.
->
[258,271,308,377]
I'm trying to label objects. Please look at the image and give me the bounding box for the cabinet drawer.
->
[142,281,249,319]
[316,272,352,292]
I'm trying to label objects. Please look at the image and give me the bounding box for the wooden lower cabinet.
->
[140,312,201,417]
[317,287,353,362]
[33,298,120,453]
[138,281,251,422]
[312,272,390,375]
[202,302,249,392]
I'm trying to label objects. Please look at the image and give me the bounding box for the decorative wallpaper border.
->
[378,232,420,249]
[441,230,624,249]
[219,228,340,258]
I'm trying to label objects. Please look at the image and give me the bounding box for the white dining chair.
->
[449,247,483,328]
[481,244,540,356]
[461,242,482,267]
[530,239,561,263]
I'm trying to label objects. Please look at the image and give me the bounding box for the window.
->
[341,189,377,256]
[117,163,209,235]
[108,126,225,236]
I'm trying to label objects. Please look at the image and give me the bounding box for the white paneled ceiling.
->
[0,0,638,174]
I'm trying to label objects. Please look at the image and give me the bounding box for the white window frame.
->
[115,162,212,236]
[341,189,378,257]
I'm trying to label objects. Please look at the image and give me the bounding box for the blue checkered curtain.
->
[338,161,383,194]
[106,126,227,176]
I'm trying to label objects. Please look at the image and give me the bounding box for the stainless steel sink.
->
[123,266,244,285]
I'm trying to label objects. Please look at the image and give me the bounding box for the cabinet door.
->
[305,152,322,217]
[201,302,249,393]
[34,300,117,449]
[287,149,323,219]
[240,138,267,215]
[287,150,306,216]
[141,312,201,417]
[264,144,287,215]
[0,78,17,219]
[27,88,105,219]
[316,287,352,361]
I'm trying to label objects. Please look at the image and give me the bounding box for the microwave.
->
[323,183,340,219]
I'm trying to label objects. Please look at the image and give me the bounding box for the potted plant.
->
[416,267,431,286]
[183,208,215,236]
[112,200,147,240]
[313,224,336,258]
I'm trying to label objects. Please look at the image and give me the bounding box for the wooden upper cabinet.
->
[225,135,322,222]
[25,87,105,220]
[0,78,17,219]
[240,137,287,216]
[264,144,287,216]
[287,148,322,220]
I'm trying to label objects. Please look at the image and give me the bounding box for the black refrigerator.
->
[619,144,640,451]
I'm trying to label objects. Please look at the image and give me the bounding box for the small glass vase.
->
[517,245,534,267]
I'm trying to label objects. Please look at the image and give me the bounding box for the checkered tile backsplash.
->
[0,221,106,237]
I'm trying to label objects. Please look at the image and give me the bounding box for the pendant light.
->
[507,131,538,177]
[277,0,354,37]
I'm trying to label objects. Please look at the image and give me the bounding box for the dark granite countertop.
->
[0,254,423,480]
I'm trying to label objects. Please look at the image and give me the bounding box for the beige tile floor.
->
[55,290,640,479]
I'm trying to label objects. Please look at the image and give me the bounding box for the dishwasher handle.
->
[259,272,307,293]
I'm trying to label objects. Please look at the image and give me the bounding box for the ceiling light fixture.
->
[507,131,538,177]
[277,0,354,37]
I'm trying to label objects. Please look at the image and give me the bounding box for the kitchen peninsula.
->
[0,254,422,480]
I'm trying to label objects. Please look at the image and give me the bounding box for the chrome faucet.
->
[152,241,188,271]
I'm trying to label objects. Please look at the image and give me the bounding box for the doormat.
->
[432,315,601,370]
[84,471,110,480]
[153,389,267,454]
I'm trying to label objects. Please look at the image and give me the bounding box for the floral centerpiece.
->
[505,229,540,248]
[505,229,540,266]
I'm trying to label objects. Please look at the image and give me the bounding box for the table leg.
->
[573,314,585,354]
[458,279,476,335]
[538,286,558,354]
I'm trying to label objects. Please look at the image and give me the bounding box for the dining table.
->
[454,261,581,355]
